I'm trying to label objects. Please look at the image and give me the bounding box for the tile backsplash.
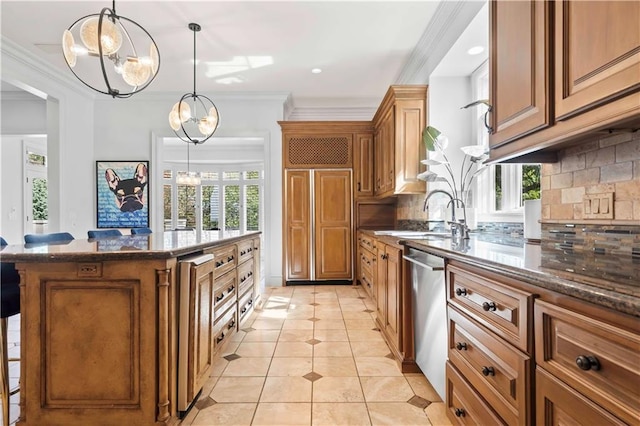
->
[540,130,640,223]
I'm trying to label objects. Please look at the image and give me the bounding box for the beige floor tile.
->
[350,340,391,357]
[314,319,346,330]
[222,357,271,377]
[219,340,241,356]
[313,357,358,377]
[252,318,285,330]
[286,310,317,320]
[313,308,343,319]
[345,319,377,329]
[312,402,371,426]
[209,377,265,402]
[290,298,316,305]
[360,376,415,402]
[367,402,432,426]
[348,329,386,342]
[252,402,311,426]
[405,374,443,403]
[235,341,277,357]
[274,341,314,357]
[283,319,315,330]
[191,402,256,425]
[354,357,403,376]
[230,330,247,342]
[313,328,349,342]
[242,329,281,342]
[312,377,364,402]
[260,376,312,402]
[209,356,229,377]
[268,357,313,377]
[313,341,353,357]
[340,304,367,312]
[279,329,314,342]
[257,309,289,319]
[424,402,452,425]
[341,311,374,320]
[263,301,289,310]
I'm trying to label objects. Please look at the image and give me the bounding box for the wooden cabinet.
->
[354,132,374,199]
[357,232,377,300]
[284,170,311,280]
[372,85,427,198]
[375,241,403,356]
[489,0,640,162]
[534,299,640,425]
[445,261,534,425]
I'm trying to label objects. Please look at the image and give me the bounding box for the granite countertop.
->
[0,230,261,262]
[362,230,640,318]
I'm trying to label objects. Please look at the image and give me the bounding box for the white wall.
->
[0,94,47,135]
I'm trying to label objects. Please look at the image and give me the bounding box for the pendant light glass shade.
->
[169,23,220,145]
[62,1,160,98]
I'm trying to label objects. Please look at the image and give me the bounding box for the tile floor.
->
[1,285,452,426]
[181,285,452,426]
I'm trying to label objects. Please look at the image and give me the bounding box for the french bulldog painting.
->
[105,162,148,212]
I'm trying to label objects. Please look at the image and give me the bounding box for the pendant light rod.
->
[189,23,201,96]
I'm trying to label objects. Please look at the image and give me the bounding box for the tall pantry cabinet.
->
[280,122,371,283]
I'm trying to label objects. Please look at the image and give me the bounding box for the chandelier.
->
[62,0,160,98]
[169,23,220,145]
[176,142,200,186]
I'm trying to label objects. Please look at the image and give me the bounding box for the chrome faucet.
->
[423,190,469,241]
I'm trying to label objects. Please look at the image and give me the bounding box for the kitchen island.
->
[0,230,261,426]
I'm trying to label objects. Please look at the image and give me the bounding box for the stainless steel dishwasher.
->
[403,247,447,400]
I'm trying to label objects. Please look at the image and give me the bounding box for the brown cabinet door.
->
[554,1,640,120]
[383,109,395,193]
[489,0,551,148]
[384,245,401,349]
[187,258,215,403]
[354,133,374,198]
[376,243,387,324]
[285,170,310,280]
[536,368,626,426]
[314,170,352,280]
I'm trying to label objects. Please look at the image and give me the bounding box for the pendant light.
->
[62,0,160,98]
[176,142,200,186]
[169,23,220,145]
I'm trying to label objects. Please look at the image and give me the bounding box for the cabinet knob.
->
[215,294,224,302]
[481,366,495,376]
[575,355,601,371]
[228,255,234,262]
[454,408,466,418]
[455,342,467,351]
[482,301,497,311]
[455,288,467,296]
[216,333,225,344]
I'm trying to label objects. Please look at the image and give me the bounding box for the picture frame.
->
[96,161,150,229]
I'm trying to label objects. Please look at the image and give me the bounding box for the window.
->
[163,166,263,234]
[472,61,540,221]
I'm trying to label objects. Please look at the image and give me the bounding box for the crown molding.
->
[286,106,377,121]
[395,0,485,84]
[1,36,96,100]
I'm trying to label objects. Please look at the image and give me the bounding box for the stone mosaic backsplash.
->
[541,223,640,286]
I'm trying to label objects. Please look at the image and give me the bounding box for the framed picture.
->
[96,161,149,229]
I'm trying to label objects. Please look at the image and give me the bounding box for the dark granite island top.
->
[0,230,261,262]
[361,230,639,318]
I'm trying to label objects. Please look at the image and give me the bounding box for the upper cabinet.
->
[372,85,427,198]
[489,0,640,162]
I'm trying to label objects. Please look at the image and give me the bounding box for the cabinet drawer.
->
[206,244,237,277]
[214,270,237,319]
[237,240,254,265]
[238,289,254,324]
[447,264,533,353]
[448,306,531,426]
[360,234,376,252]
[535,300,640,425]
[536,367,626,426]
[360,246,375,275]
[446,361,506,426]
[360,268,374,298]
[213,308,237,352]
[237,258,254,295]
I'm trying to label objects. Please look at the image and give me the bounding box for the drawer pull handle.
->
[481,366,495,376]
[216,333,225,344]
[216,294,224,302]
[228,256,234,262]
[228,286,235,293]
[576,355,601,371]
[482,301,497,311]
[241,306,247,314]
[228,320,235,329]
[455,342,467,351]
[455,288,467,296]
[454,408,465,417]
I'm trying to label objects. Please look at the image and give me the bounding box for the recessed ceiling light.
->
[467,46,485,55]
[311,68,322,74]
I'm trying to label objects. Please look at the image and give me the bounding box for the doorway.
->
[23,137,48,235]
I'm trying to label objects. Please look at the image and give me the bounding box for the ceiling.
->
[0,0,456,103]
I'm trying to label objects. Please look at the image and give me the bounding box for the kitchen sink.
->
[373,230,450,239]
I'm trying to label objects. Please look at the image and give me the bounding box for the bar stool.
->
[24,232,74,244]
[130,227,152,235]
[87,230,122,239]
[0,237,20,426]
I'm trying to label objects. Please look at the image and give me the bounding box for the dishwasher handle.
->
[403,255,444,271]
